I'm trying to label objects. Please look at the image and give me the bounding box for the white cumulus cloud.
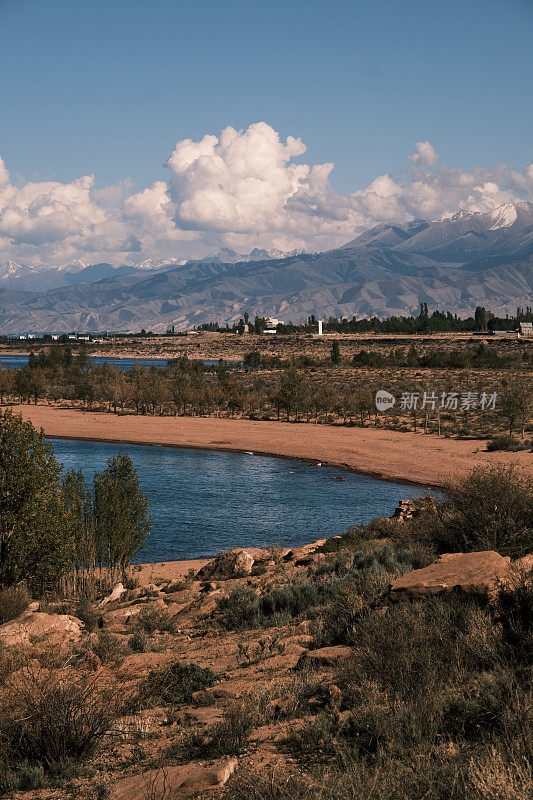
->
[0,124,532,267]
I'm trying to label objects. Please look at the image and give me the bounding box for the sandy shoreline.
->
[11,404,532,578]
[14,403,533,490]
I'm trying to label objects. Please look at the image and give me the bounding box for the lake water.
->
[0,353,169,370]
[49,437,432,563]
[0,354,228,370]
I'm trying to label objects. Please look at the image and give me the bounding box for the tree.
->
[474,306,487,331]
[500,380,531,437]
[330,340,341,365]
[243,350,261,371]
[93,455,151,576]
[0,410,72,588]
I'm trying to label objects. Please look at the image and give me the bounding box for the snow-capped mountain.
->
[0,202,530,332]
[193,246,310,264]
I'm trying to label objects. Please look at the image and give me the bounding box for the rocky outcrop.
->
[297,645,353,669]
[110,758,238,799]
[391,495,437,523]
[389,551,514,600]
[196,548,257,580]
[282,539,328,563]
[99,583,126,606]
[0,612,83,648]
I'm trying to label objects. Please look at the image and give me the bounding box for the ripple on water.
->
[49,437,435,563]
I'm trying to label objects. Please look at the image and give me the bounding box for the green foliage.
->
[434,464,533,555]
[0,585,30,623]
[492,575,533,667]
[93,454,151,573]
[135,606,175,634]
[0,411,151,593]
[139,659,216,706]
[91,632,128,665]
[486,435,531,452]
[0,409,73,589]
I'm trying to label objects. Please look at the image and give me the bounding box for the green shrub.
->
[139,659,216,706]
[74,598,98,632]
[129,629,148,652]
[492,576,533,668]
[0,585,30,623]
[442,668,521,741]
[91,632,128,665]
[136,606,176,634]
[431,465,533,555]
[0,761,47,796]
[486,435,529,452]
[217,586,259,629]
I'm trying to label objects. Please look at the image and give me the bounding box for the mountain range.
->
[0,202,531,333]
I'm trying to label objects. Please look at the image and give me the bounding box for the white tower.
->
[318,319,323,335]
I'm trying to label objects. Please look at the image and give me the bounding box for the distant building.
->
[265,317,283,328]
[519,322,533,338]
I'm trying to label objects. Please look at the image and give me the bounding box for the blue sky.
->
[0,0,532,265]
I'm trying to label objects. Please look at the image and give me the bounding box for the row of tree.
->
[0,347,530,435]
[198,305,533,335]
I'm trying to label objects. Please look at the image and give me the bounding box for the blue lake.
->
[0,354,229,370]
[49,437,432,563]
[0,354,169,370]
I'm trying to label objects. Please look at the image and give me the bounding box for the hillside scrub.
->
[0,662,122,778]
[224,584,532,800]
[320,465,533,558]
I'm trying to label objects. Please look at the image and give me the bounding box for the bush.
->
[217,586,259,629]
[0,762,46,796]
[139,659,216,706]
[91,632,128,665]
[442,668,521,741]
[129,629,148,652]
[492,575,533,668]
[0,664,120,773]
[486,435,530,452]
[0,585,30,623]
[136,606,176,634]
[75,598,98,632]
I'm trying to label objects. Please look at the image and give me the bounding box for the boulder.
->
[101,599,167,630]
[389,551,514,600]
[192,685,239,704]
[196,549,255,580]
[99,583,126,607]
[0,612,83,648]
[110,758,237,800]
[297,645,353,669]
[283,539,327,563]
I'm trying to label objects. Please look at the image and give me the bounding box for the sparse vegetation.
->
[0,663,121,778]
[138,659,217,707]
[0,585,30,623]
